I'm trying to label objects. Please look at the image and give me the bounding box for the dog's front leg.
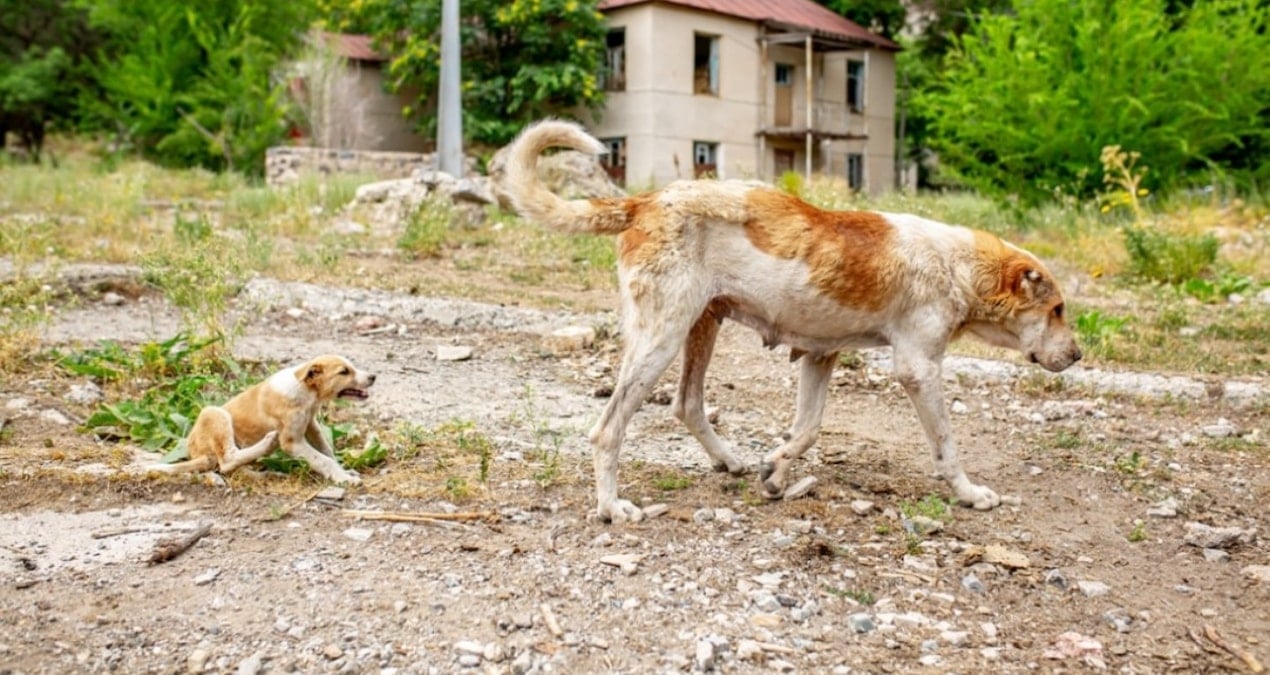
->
[759,351,836,498]
[306,419,336,458]
[281,428,361,486]
[893,350,1000,510]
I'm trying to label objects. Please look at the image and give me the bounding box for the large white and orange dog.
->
[149,355,375,485]
[503,120,1082,523]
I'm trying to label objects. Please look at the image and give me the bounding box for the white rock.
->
[66,382,104,405]
[101,291,125,306]
[950,400,969,414]
[39,409,71,425]
[1200,418,1238,438]
[850,500,875,515]
[1183,521,1255,549]
[783,475,818,500]
[1146,497,1178,518]
[436,345,474,362]
[1077,580,1110,597]
[1241,565,1270,583]
[544,325,596,354]
[453,640,485,656]
[193,569,220,586]
[342,527,374,542]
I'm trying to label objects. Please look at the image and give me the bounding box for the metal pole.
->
[437,0,462,175]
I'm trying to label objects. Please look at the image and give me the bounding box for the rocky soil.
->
[1,267,1267,674]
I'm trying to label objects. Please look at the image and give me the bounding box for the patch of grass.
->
[0,273,56,374]
[398,198,455,259]
[1127,520,1148,543]
[1122,225,1219,285]
[1114,450,1145,476]
[63,335,248,452]
[1050,430,1083,450]
[652,472,694,491]
[1073,309,1128,355]
[899,494,952,522]
[822,585,875,606]
[140,218,251,343]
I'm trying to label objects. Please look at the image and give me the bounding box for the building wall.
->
[339,63,429,153]
[590,4,897,194]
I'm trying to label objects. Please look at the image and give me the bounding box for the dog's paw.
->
[712,459,749,475]
[598,499,644,525]
[958,483,1000,511]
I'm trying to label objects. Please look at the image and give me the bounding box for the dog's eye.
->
[340,367,350,375]
[1052,303,1065,319]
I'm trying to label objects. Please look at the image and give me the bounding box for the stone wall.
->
[265,146,433,187]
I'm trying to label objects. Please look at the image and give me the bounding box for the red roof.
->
[318,32,386,62]
[597,0,899,50]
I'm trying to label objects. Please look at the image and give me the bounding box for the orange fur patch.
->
[970,230,1057,319]
[743,190,899,311]
[614,193,662,268]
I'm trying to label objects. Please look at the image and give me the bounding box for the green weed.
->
[398,198,454,259]
[652,473,694,491]
[822,585,876,606]
[899,494,952,522]
[1127,520,1148,543]
[1074,310,1127,353]
[1122,225,1219,285]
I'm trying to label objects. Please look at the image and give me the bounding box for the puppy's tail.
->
[501,119,634,234]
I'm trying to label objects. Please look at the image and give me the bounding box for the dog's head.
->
[966,235,1082,373]
[300,355,377,402]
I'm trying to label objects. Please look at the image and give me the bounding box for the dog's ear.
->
[1008,263,1048,300]
[304,363,324,381]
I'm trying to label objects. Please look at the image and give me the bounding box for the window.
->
[847,153,864,191]
[600,137,626,186]
[693,33,719,95]
[847,60,865,111]
[602,29,626,92]
[693,141,718,178]
[774,63,793,86]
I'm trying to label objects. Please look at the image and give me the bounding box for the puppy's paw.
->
[598,499,644,525]
[334,471,362,487]
[958,483,1000,511]
[711,458,749,475]
[261,430,279,446]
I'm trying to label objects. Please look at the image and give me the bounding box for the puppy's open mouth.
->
[338,388,371,400]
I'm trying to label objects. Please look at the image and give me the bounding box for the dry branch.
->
[340,509,494,522]
[146,523,212,565]
[1194,624,1264,673]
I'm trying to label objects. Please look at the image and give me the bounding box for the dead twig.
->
[1196,624,1264,673]
[146,522,212,565]
[340,509,494,522]
[91,527,146,539]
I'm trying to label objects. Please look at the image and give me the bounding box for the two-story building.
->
[589,0,900,194]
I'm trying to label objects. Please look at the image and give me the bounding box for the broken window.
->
[693,141,718,178]
[602,29,626,92]
[693,33,719,95]
[847,60,865,111]
[847,152,864,190]
[600,137,626,186]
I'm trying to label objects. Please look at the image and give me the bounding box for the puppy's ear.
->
[304,363,324,381]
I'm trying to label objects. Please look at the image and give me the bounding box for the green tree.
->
[813,0,907,38]
[332,0,607,148]
[80,0,318,173]
[0,0,100,158]
[920,0,1269,202]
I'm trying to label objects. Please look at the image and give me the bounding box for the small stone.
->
[39,409,71,426]
[458,654,480,667]
[1103,609,1132,633]
[454,641,484,656]
[354,315,384,331]
[600,554,642,575]
[962,573,986,594]
[919,655,941,666]
[436,345,474,362]
[236,652,263,675]
[1183,522,1255,549]
[193,569,220,586]
[1146,497,1179,518]
[323,644,343,660]
[848,613,875,634]
[941,630,970,647]
[315,486,346,501]
[850,500,875,515]
[951,400,969,414]
[1202,548,1230,563]
[1200,419,1237,439]
[787,519,813,535]
[693,508,714,524]
[187,648,210,674]
[981,622,998,640]
[903,515,944,535]
[750,613,782,628]
[66,382,104,405]
[642,504,669,519]
[1241,565,1270,583]
[544,326,596,355]
[342,527,373,542]
[101,291,125,306]
[736,640,763,662]
[1077,580,1110,598]
[285,308,306,319]
[783,476,819,500]
[694,638,717,671]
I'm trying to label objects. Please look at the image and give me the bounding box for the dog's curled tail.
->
[502,119,633,234]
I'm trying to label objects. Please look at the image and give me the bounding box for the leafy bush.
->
[1121,226,1219,285]
[921,0,1269,202]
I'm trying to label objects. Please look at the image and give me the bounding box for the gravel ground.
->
[1,269,1267,674]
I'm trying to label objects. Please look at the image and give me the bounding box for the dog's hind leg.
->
[589,302,700,524]
[673,309,746,475]
[760,351,837,498]
[218,430,279,474]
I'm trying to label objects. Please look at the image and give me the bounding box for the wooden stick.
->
[340,509,493,522]
[91,527,146,539]
[1204,624,1264,673]
[146,522,212,565]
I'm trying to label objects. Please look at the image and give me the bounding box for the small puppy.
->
[150,354,376,485]
[502,119,1082,523]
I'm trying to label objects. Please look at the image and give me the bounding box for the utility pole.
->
[437,0,462,176]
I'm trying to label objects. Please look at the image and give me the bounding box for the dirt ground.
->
[1,266,1267,675]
